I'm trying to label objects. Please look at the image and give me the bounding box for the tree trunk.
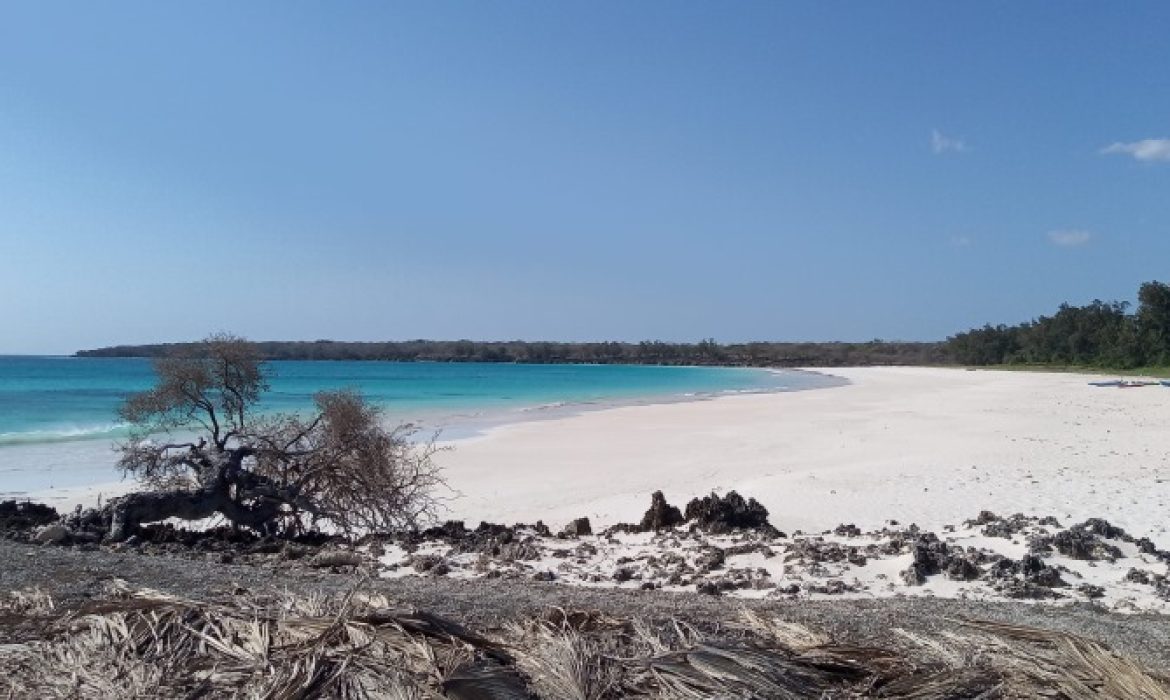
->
[105,483,288,540]
[107,489,226,541]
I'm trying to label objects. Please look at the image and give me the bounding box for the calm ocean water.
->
[0,356,839,496]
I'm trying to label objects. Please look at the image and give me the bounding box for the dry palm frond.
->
[0,588,54,616]
[441,661,535,700]
[891,618,1170,700]
[735,608,830,651]
[2,586,1169,699]
[504,611,617,700]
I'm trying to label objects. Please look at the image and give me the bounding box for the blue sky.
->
[2,2,1169,353]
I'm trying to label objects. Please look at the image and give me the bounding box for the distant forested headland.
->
[76,281,1170,371]
[76,339,946,367]
[946,281,1170,369]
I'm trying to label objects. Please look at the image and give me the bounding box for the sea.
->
[0,356,840,500]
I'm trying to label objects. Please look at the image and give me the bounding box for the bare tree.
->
[106,333,444,540]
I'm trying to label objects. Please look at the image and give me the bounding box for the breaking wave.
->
[0,422,131,447]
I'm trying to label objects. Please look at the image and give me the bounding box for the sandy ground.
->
[436,367,1170,539]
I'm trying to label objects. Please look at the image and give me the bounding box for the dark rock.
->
[978,513,1040,539]
[683,491,774,534]
[1123,569,1170,599]
[694,546,725,573]
[1077,584,1106,599]
[788,538,857,565]
[695,581,722,596]
[946,557,982,581]
[967,510,999,526]
[906,533,948,578]
[612,567,635,583]
[995,580,1065,600]
[1134,538,1159,555]
[1014,554,1066,588]
[639,491,684,531]
[574,542,598,557]
[724,542,775,558]
[410,553,447,574]
[901,562,927,586]
[1126,568,1152,585]
[532,570,556,582]
[806,579,857,595]
[1049,529,1123,561]
[834,523,862,537]
[0,500,59,533]
[422,520,468,540]
[898,533,985,585]
[560,517,592,537]
[1078,518,1127,540]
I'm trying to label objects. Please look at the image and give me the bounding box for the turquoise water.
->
[0,356,838,496]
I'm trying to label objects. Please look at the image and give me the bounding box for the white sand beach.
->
[438,367,1170,540]
[16,366,1170,543]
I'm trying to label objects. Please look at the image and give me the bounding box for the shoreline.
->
[6,366,1170,544]
[0,366,839,509]
[435,366,1170,539]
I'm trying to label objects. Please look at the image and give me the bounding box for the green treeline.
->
[76,280,1170,370]
[945,281,1170,369]
[76,339,946,367]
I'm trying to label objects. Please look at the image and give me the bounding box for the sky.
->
[2,2,1169,354]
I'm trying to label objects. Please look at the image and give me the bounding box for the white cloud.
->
[1100,138,1170,162]
[931,129,967,154]
[1047,229,1092,247]
[949,235,972,247]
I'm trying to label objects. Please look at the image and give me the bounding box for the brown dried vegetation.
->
[107,334,444,540]
[1,583,1167,699]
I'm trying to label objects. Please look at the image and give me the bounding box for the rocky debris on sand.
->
[1032,529,1124,562]
[896,532,990,586]
[785,538,866,567]
[639,491,685,531]
[1126,568,1170,600]
[968,511,1061,539]
[693,546,726,573]
[986,554,1067,599]
[410,554,450,576]
[804,579,861,595]
[900,534,949,585]
[612,567,636,583]
[833,523,862,537]
[684,491,776,535]
[0,501,60,539]
[561,517,592,537]
[411,521,543,562]
[6,491,1170,612]
[695,568,775,595]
